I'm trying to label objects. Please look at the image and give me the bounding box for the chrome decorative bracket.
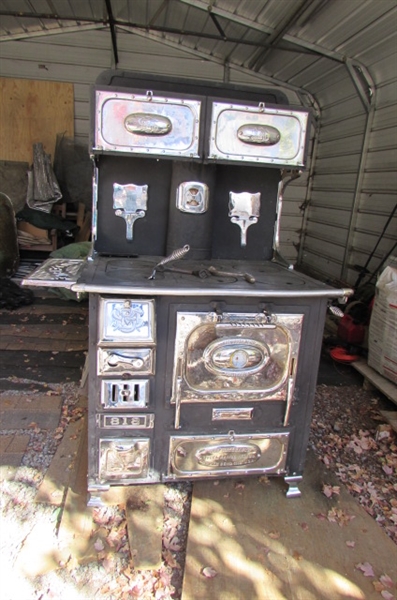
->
[229,191,261,247]
[113,182,148,241]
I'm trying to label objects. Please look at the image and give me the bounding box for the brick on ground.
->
[0,434,30,469]
[0,394,62,430]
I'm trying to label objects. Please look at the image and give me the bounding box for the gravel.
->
[0,379,396,599]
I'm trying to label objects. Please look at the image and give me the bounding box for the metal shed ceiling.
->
[0,0,396,286]
[0,0,392,91]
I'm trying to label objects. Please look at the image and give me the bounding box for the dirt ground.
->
[0,379,396,600]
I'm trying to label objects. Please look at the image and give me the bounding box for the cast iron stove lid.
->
[73,256,352,300]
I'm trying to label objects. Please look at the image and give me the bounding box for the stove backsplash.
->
[92,75,310,261]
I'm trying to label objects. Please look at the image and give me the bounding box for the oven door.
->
[170,311,303,428]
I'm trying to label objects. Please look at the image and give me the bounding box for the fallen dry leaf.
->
[259,476,270,485]
[201,566,218,578]
[327,507,355,527]
[94,538,105,552]
[381,592,394,600]
[163,549,179,569]
[382,465,393,475]
[373,581,385,593]
[268,530,280,539]
[356,562,375,577]
[345,540,355,548]
[314,512,327,521]
[379,574,394,588]
[322,484,340,498]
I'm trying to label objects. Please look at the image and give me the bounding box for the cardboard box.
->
[17,221,49,240]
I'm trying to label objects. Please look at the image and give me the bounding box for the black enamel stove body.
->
[27,71,351,504]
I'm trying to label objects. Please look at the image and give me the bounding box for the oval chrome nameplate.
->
[237,124,280,145]
[124,113,172,136]
[196,443,261,467]
[203,337,270,376]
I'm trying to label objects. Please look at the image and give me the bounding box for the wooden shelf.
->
[352,358,397,405]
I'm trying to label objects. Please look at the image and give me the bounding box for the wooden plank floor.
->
[0,292,88,388]
[182,451,397,600]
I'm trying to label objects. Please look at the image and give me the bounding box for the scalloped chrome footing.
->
[284,474,302,498]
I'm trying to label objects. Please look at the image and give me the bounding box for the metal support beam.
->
[117,24,317,103]
[179,0,348,64]
[104,0,118,67]
[249,0,322,71]
[345,60,375,113]
[341,105,376,281]
[208,10,226,39]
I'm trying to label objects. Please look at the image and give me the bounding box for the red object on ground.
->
[337,314,366,344]
[330,346,360,364]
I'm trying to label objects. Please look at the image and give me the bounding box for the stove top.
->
[72,256,350,299]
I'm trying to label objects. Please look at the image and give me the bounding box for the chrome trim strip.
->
[212,407,254,421]
[72,282,353,299]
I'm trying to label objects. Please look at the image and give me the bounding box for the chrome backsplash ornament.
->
[229,191,261,247]
[176,181,209,214]
[113,182,148,241]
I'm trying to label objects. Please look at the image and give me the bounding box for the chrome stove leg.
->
[284,474,302,498]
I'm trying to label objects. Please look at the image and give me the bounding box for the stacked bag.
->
[368,265,397,384]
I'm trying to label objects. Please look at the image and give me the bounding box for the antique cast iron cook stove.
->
[24,72,351,504]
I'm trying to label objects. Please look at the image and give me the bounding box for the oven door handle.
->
[173,376,183,430]
[171,358,183,429]
[283,375,295,427]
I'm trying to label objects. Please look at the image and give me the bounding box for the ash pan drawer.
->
[168,431,289,478]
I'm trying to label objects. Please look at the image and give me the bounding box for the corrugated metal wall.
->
[0,19,395,286]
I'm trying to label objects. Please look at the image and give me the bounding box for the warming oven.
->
[23,71,351,505]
